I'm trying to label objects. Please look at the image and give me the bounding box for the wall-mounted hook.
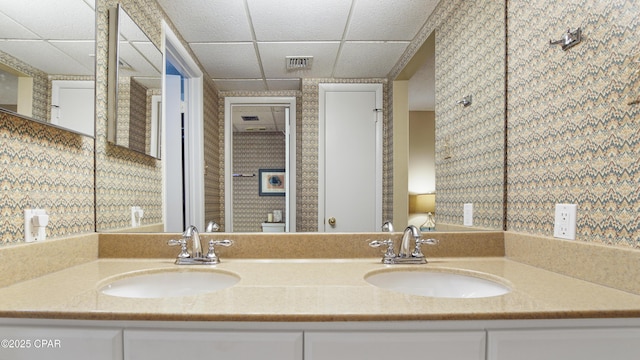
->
[456,95,472,107]
[550,28,582,51]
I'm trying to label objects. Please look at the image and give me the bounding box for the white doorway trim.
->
[162,21,204,231]
[224,96,297,232]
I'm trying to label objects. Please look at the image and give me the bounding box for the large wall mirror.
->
[0,0,96,137]
[97,0,506,234]
[107,4,162,158]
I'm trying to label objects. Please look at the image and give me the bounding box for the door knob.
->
[328,217,336,227]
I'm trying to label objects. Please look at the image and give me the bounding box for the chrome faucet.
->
[369,225,438,264]
[185,225,203,258]
[168,225,233,265]
[398,225,420,258]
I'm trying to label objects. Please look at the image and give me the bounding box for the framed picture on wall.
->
[259,169,285,196]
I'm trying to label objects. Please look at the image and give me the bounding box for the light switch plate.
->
[554,204,577,240]
[463,203,473,226]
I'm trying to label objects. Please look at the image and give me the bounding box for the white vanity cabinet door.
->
[305,331,486,360]
[487,328,640,360]
[123,329,302,360]
[0,326,122,360]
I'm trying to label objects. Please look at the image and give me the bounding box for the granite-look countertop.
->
[1,257,639,322]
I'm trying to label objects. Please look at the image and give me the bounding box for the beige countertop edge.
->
[1,309,640,323]
[1,257,639,322]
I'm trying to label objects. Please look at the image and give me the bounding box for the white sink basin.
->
[365,269,510,299]
[99,270,240,299]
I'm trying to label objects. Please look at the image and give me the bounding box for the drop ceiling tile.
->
[334,42,410,78]
[157,0,253,42]
[0,11,38,39]
[0,0,94,40]
[118,42,161,78]
[214,79,267,92]
[0,40,90,75]
[247,0,352,41]
[346,0,438,41]
[266,79,301,91]
[49,41,96,72]
[118,10,152,43]
[258,42,340,78]
[191,43,262,79]
[131,42,163,72]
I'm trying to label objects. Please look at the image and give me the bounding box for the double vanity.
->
[0,232,639,359]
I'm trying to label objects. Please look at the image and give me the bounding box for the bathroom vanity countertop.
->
[0,257,639,322]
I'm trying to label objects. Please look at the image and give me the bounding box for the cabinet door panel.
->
[488,328,640,360]
[124,329,302,360]
[305,331,485,360]
[0,326,122,360]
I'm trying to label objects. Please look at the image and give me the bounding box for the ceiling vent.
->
[286,56,313,71]
[241,115,260,121]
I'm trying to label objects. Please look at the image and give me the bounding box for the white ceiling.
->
[157,0,439,95]
[0,0,437,112]
[0,0,96,76]
[232,105,287,132]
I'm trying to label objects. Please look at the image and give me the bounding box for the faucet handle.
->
[168,238,190,258]
[212,239,234,247]
[369,239,396,262]
[205,239,234,262]
[412,238,439,258]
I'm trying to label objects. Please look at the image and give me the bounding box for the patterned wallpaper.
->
[232,132,286,232]
[94,0,166,231]
[506,0,640,247]
[204,80,222,229]
[390,0,506,230]
[127,78,147,154]
[0,111,95,244]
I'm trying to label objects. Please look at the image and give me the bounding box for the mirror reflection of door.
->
[319,83,383,232]
[231,105,288,232]
[51,80,95,137]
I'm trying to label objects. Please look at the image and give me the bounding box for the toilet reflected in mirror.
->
[261,222,286,233]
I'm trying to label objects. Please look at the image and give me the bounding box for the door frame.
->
[224,96,297,232]
[318,83,383,231]
[162,22,204,231]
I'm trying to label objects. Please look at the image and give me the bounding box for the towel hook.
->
[550,28,582,51]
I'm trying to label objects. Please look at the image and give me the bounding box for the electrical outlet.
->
[554,204,577,240]
[24,209,48,242]
[131,206,143,228]
[463,203,473,226]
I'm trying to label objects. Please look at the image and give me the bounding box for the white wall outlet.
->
[463,203,473,226]
[554,203,577,240]
[131,206,144,228]
[24,209,48,242]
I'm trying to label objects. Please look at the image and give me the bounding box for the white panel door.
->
[319,83,382,232]
[51,80,94,136]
